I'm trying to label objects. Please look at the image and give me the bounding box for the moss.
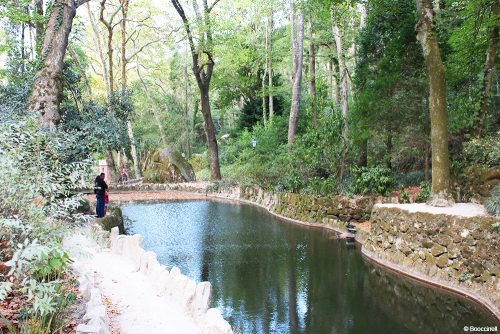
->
[98,207,125,234]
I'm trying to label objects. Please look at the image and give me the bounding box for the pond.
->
[122,200,498,334]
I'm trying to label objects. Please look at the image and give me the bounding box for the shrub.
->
[415,182,431,203]
[394,171,425,188]
[485,186,500,217]
[462,132,500,168]
[353,166,395,196]
[0,116,93,333]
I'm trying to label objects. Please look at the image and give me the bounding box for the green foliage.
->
[485,186,500,217]
[416,182,431,203]
[394,171,426,188]
[462,132,500,168]
[0,115,96,332]
[458,272,472,283]
[353,166,395,196]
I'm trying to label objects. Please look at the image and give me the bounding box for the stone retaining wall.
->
[365,205,500,313]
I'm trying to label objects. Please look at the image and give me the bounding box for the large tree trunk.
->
[288,0,304,148]
[308,13,317,128]
[475,0,499,138]
[267,11,274,122]
[416,0,453,206]
[29,0,76,127]
[200,86,221,180]
[171,0,221,180]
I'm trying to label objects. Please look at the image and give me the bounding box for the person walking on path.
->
[94,173,108,218]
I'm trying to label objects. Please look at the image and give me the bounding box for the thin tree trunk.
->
[137,62,167,146]
[332,60,340,107]
[267,11,274,122]
[308,13,317,128]
[120,0,141,178]
[262,68,267,125]
[288,0,304,148]
[88,3,110,96]
[332,15,349,141]
[29,0,77,127]
[475,0,499,138]
[184,51,192,157]
[127,120,141,178]
[385,132,393,170]
[68,45,92,94]
[416,0,453,206]
[358,139,368,167]
[35,0,44,47]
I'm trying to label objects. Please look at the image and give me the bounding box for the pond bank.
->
[64,223,233,334]
[106,182,500,321]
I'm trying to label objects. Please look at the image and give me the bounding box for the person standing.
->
[94,173,108,218]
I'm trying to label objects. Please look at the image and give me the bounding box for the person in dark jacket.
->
[94,173,108,218]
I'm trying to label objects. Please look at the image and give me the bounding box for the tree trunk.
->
[127,120,141,178]
[171,0,221,180]
[332,15,349,141]
[385,132,393,170]
[119,0,141,178]
[358,139,368,167]
[416,0,453,206]
[87,3,110,96]
[100,0,116,95]
[267,11,274,122]
[288,0,304,148]
[475,0,499,138]
[308,13,317,128]
[35,0,44,46]
[200,86,221,180]
[29,0,76,127]
[262,68,267,125]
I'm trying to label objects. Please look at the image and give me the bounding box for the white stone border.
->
[108,227,233,334]
[76,274,111,334]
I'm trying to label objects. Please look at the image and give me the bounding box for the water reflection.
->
[122,201,498,334]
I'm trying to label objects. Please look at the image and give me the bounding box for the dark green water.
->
[122,200,499,334]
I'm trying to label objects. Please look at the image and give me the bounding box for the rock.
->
[435,234,453,247]
[447,245,461,259]
[431,244,447,257]
[144,147,196,183]
[425,252,436,266]
[436,254,449,268]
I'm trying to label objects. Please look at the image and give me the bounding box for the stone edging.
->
[361,247,500,321]
[108,227,233,334]
[76,271,111,334]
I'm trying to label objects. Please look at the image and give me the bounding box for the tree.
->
[29,0,90,127]
[287,0,305,148]
[416,0,453,206]
[171,0,222,180]
[476,0,499,138]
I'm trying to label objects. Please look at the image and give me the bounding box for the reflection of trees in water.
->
[363,263,499,333]
[129,202,497,334]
